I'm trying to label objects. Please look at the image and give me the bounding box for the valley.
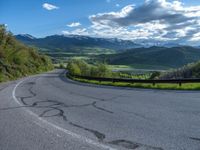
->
[16,34,200,75]
[2,1,200,150]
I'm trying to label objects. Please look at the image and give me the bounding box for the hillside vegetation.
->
[0,25,53,82]
[67,59,155,79]
[66,56,200,90]
[160,61,200,79]
[98,46,200,69]
[67,59,200,90]
[67,59,112,77]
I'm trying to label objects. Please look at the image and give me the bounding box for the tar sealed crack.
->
[190,137,200,142]
[69,122,106,142]
[108,140,163,150]
[12,76,163,150]
[92,102,113,114]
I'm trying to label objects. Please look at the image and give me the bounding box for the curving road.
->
[1,69,200,150]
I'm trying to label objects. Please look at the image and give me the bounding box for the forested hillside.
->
[160,61,200,79]
[98,46,200,69]
[0,25,53,82]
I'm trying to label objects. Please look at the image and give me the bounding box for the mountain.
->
[97,46,200,69]
[15,34,36,42]
[0,25,53,82]
[15,34,200,70]
[15,34,142,53]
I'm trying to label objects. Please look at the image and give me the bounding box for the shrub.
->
[67,59,111,78]
[159,61,200,79]
[0,24,54,82]
[149,72,161,79]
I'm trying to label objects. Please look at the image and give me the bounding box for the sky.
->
[0,0,200,45]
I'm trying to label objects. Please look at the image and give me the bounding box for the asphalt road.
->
[1,69,200,150]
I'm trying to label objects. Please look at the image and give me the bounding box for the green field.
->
[108,65,166,73]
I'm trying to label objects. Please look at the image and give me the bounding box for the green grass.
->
[71,56,90,60]
[108,65,132,70]
[70,76,200,90]
[108,65,167,74]
[129,64,171,70]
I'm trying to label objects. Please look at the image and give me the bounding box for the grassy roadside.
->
[69,76,200,90]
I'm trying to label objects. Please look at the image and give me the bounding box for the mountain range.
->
[15,34,200,70]
[15,34,142,53]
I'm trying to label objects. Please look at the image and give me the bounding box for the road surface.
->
[0,69,200,150]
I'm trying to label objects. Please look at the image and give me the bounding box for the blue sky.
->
[0,0,141,36]
[0,0,200,45]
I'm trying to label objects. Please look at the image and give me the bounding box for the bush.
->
[0,24,54,82]
[59,63,65,69]
[149,72,161,79]
[67,62,81,75]
[67,59,112,78]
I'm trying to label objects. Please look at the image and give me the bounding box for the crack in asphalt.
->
[92,102,114,114]
[39,107,68,121]
[189,137,200,142]
[108,140,163,150]
[48,79,128,103]
[7,76,164,150]
[14,79,110,143]
[69,122,106,142]
[109,140,140,149]
[122,110,154,122]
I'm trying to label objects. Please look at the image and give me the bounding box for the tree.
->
[67,59,112,77]
[67,60,81,75]
[96,63,111,77]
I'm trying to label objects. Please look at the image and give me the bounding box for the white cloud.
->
[62,28,89,36]
[42,3,59,10]
[190,32,200,41]
[67,22,81,27]
[90,1,194,27]
[62,0,200,45]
